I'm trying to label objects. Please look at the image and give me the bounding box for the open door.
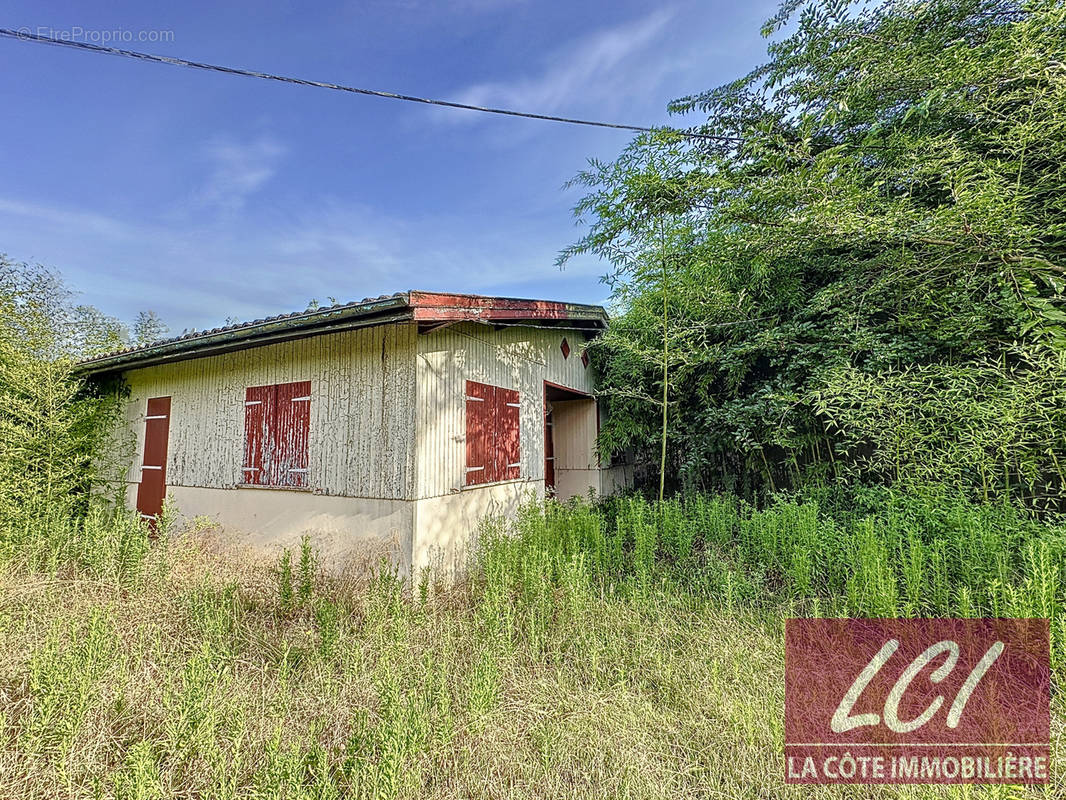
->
[544,407,556,493]
[543,381,597,500]
[136,396,171,523]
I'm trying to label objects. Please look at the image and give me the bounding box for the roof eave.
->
[74,296,412,376]
[408,291,608,328]
[73,291,609,377]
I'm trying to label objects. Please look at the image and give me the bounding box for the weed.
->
[2,491,1064,798]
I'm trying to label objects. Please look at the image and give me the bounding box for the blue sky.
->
[1,0,778,332]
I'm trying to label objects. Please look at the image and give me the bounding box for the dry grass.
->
[0,514,1062,799]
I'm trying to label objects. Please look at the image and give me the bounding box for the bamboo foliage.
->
[812,346,1066,509]
[0,255,133,567]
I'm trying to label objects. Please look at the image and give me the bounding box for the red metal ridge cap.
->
[408,291,604,324]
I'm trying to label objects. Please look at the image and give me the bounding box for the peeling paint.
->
[121,324,416,500]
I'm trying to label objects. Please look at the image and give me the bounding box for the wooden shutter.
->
[465,381,520,486]
[496,387,520,481]
[465,380,495,485]
[274,380,311,487]
[136,396,171,520]
[243,385,275,485]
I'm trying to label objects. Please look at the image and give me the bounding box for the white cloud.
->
[199,135,287,213]
[442,8,676,124]
[402,0,528,11]
[0,198,139,242]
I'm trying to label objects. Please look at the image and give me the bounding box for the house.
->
[76,291,631,575]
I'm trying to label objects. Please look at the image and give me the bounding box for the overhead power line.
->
[0,27,737,143]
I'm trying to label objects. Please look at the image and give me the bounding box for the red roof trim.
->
[409,292,579,322]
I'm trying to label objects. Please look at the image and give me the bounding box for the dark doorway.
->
[544,407,555,492]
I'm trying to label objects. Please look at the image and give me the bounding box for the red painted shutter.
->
[274,380,311,487]
[466,380,495,485]
[136,396,171,519]
[496,387,520,481]
[243,385,275,485]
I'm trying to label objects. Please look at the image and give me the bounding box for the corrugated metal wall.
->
[415,322,596,499]
[551,399,598,470]
[121,323,417,500]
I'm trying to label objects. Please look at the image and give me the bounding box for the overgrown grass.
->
[0,493,1063,798]
[0,501,159,585]
[527,490,1066,673]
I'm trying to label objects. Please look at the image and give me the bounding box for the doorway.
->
[544,407,555,492]
[543,381,598,500]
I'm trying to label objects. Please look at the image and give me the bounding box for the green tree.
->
[566,0,1066,507]
[0,256,128,550]
[72,304,128,357]
[132,310,169,347]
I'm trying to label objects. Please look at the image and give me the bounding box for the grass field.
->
[0,494,1063,798]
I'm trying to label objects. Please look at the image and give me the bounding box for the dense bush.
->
[564,0,1066,507]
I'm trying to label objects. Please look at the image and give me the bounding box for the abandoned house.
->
[77,291,631,574]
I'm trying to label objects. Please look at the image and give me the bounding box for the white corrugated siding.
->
[121,323,416,500]
[551,399,599,470]
[415,323,596,499]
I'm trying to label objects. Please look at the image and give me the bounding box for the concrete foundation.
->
[412,479,544,578]
[133,483,413,573]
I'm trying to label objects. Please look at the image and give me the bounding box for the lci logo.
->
[785,619,1050,784]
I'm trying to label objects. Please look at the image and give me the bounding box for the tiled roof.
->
[75,290,606,375]
[84,293,406,362]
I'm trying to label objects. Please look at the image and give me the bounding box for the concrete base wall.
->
[131,483,413,573]
[554,468,600,501]
[555,463,634,502]
[128,469,628,580]
[412,480,544,579]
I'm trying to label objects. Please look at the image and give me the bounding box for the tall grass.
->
[1,492,1063,798]
[0,503,155,583]
[487,492,1066,674]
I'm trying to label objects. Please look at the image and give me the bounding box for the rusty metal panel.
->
[135,396,171,518]
[410,292,573,323]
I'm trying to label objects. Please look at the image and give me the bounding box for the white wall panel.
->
[120,323,416,501]
[415,323,597,499]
